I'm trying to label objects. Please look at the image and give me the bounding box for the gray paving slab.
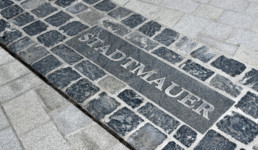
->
[0,128,22,150]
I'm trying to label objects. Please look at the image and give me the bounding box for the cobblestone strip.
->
[0,0,257,150]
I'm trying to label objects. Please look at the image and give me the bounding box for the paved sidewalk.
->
[0,48,128,150]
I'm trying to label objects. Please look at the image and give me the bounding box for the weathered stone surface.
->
[7,36,34,53]
[84,92,120,119]
[51,44,83,65]
[45,11,71,27]
[0,29,22,45]
[21,0,45,10]
[23,20,48,36]
[78,9,104,26]
[66,78,100,103]
[175,37,197,53]
[122,14,146,28]
[126,32,158,51]
[139,21,161,37]
[0,0,13,9]
[0,5,23,19]
[98,76,126,94]
[102,19,130,36]
[0,128,22,150]
[31,3,57,18]
[174,125,197,147]
[139,103,180,134]
[66,2,88,14]
[83,0,100,5]
[0,108,9,130]
[108,7,132,20]
[240,69,258,92]
[118,89,143,109]
[60,21,88,36]
[162,141,184,150]
[127,123,167,150]
[18,45,49,64]
[37,30,66,47]
[217,112,258,144]
[152,47,184,64]
[154,28,179,46]
[75,60,106,81]
[194,130,236,150]
[180,60,214,81]
[12,12,34,26]
[94,0,116,12]
[210,74,242,97]
[0,19,8,32]
[190,46,216,63]
[107,107,143,136]
[55,0,75,7]
[211,56,246,77]
[47,67,81,89]
[236,92,258,119]
[32,55,62,75]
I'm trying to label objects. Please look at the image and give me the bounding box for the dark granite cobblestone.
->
[65,78,100,103]
[194,130,236,150]
[75,60,106,81]
[85,92,120,119]
[102,19,130,36]
[174,125,197,147]
[94,0,116,12]
[51,44,83,65]
[37,30,66,47]
[66,2,88,14]
[240,69,258,92]
[0,0,13,9]
[83,0,100,5]
[162,141,184,150]
[152,47,184,64]
[18,45,49,64]
[31,3,57,18]
[139,21,161,37]
[12,12,34,26]
[7,36,34,53]
[217,112,258,144]
[32,55,62,75]
[154,28,179,46]
[175,37,197,53]
[60,21,88,36]
[23,20,48,36]
[107,107,143,136]
[0,19,9,32]
[211,56,246,77]
[55,0,76,7]
[190,46,216,63]
[108,7,132,20]
[126,32,157,51]
[0,4,23,19]
[236,92,258,119]
[122,14,146,28]
[118,89,143,109]
[0,28,22,45]
[138,102,180,134]
[45,11,71,27]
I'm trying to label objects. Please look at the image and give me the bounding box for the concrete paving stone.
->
[194,4,223,20]
[55,0,76,7]
[126,32,158,51]
[51,44,83,65]
[122,13,146,28]
[0,19,9,32]
[107,107,144,136]
[83,0,100,5]
[180,59,214,81]
[34,83,68,112]
[11,12,34,26]
[78,8,105,25]
[67,122,120,150]
[0,128,22,150]
[31,3,57,18]
[75,60,106,81]
[0,29,22,45]
[162,141,184,150]
[201,22,233,40]
[175,37,198,53]
[45,11,72,27]
[152,47,184,64]
[23,20,48,36]
[236,91,258,119]
[0,73,42,103]
[0,48,14,65]
[0,0,13,9]
[246,3,258,16]
[194,130,236,150]
[252,19,258,33]
[153,28,179,46]
[109,143,129,150]
[37,30,66,47]
[94,0,116,12]
[138,102,180,134]
[102,19,130,36]
[60,21,89,36]
[32,55,62,75]
[118,89,144,109]
[127,123,167,150]
[192,0,211,3]
[7,36,34,53]
[138,21,161,37]
[234,46,258,69]
[98,75,126,94]
[210,74,243,97]
[18,44,49,64]
[84,92,120,119]
[190,46,216,63]
[108,7,132,20]
[66,78,100,103]
[20,121,71,150]
[240,68,258,92]
[21,0,45,10]
[51,104,92,135]
[174,125,197,147]
[210,0,249,12]
[3,90,50,135]
[0,108,9,130]
[66,2,88,14]
[219,11,253,29]
[173,15,211,38]
[211,55,246,77]
[0,4,23,19]
[216,112,258,144]
[111,0,129,6]
[47,67,81,89]
[160,0,199,13]
[0,60,29,86]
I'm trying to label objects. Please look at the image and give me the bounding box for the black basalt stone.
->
[108,7,132,20]
[37,30,66,47]
[60,21,88,36]
[122,14,146,28]
[66,3,88,14]
[45,11,71,27]
[240,69,258,92]
[18,45,49,64]
[0,29,22,45]
[23,20,48,36]
[7,36,34,53]
[162,141,184,150]
[118,89,143,109]
[32,3,57,18]
[190,46,216,63]
[154,28,179,46]
[173,125,197,147]
[0,19,9,32]
[94,0,116,12]
[152,47,184,64]
[0,0,13,9]
[32,55,62,75]
[236,92,258,119]
[83,0,100,5]
[0,5,23,19]
[139,21,161,37]
[102,19,130,36]
[12,12,34,26]
[55,0,76,7]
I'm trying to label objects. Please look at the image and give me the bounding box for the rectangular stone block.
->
[0,108,9,130]
[0,48,14,65]
[0,128,22,150]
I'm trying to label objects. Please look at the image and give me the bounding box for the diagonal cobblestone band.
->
[0,0,257,149]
